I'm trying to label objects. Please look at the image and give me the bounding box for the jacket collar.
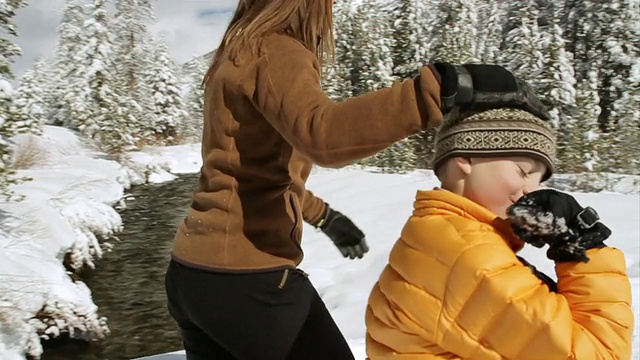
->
[413,188,524,252]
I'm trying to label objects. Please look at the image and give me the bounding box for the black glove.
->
[507,189,611,263]
[428,62,550,121]
[315,206,369,259]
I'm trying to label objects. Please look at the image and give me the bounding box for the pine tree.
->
[562,0,639,132]
[361,140,418,174]
[110,0,155,141]
[113,0,154,97]
[560,0,586,69]
[499,1,545,86]
[610,0,640,174]
[564,71,602,174]
[390,0,435,78]
[181,55,208,141]
[143,39,187,142]
[350,0,395,95]
[537,19,576,121]
[610,50,640,175]
[0,0,28,200]
[23,56,56,126]
[127,31,157,142]
[0,0,24,80]
[597,0,639,133]
[321,0,353,100]
[536,9,576,167]
[51,0,86,126]
[75,0,114,137]
[11,57,49,135]
[76,0,135,152]
[429,0,478,64]
[476,0,505,63]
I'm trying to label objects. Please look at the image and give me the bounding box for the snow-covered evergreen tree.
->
[390,0,435,78]
[350,0,395,95]
[563,71,601,173]
[536,7,576,163]
[51,0,85,126]
[0,0,28,200]
[181,55,208,141]
[610,54,640,174]
[321,0,353,100]
[560,0,589,74]
[609,0,640,167]
[476,0,505,63]
[361,140,418,174]
[321,62,351,101]
[126,31,157,142]
[595,0,639,132]
[75,0,135,152]
[429,0,478,64]
[499,1,545,85]
[538,21,575,117]
[0,0,24,80]
[143,40,187,142]
[562,0,639,132]
[11,57,49,135]
[113,0,154,97]
[110,0,156,141]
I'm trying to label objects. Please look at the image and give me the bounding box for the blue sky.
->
[12,0,238,77]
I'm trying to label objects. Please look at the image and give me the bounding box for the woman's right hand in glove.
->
[426,62,551,121]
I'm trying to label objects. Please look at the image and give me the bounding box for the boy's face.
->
[458,156,547,218]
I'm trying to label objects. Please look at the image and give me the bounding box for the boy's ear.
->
[452,157,472,175]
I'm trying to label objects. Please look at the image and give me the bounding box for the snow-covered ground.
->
[0,126,638,359]
[0,126,199,359]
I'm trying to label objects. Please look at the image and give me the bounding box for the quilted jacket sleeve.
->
[436,245,633,360]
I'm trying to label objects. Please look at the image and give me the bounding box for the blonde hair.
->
[204,0,335,85]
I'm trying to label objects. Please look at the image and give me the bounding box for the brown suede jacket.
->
[171,32,443,272]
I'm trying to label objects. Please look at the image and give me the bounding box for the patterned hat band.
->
[432,109,557,179]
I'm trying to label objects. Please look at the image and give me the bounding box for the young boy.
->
[365,108,634,359]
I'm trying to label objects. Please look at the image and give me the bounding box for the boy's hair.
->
[204,0,335,85]
[432,108,556,180]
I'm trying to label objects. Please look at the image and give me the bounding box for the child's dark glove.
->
[428,62,551,121]
[315,207,369,260]
[507,189,611,263]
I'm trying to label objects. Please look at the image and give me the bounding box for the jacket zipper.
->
[288,194,302,248]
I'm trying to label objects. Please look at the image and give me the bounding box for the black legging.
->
[165,260,355,360]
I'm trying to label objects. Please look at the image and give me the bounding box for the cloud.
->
[12,0,237,78]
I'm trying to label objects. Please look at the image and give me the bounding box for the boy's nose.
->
[522,184,541,196]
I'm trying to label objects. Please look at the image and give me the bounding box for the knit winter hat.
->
[433,108,557,180]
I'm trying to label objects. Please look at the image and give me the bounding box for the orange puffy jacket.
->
[366,189,633,359]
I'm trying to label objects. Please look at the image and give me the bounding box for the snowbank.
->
[0,126,190,359]
[125,142,202,183]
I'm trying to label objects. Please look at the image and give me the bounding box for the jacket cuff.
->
[415,66,444,129]
[313,204,331,228]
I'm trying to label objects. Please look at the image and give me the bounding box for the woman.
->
[164,1,550,359]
